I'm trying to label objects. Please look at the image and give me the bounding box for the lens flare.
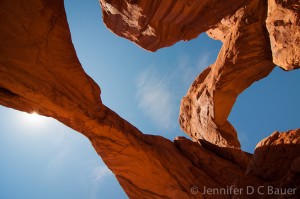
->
[25,112,46,125]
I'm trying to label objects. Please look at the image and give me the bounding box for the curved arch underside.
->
[0,0,299,198]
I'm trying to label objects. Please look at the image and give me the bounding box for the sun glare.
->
[29,112,41,119]
[24,112,46,125]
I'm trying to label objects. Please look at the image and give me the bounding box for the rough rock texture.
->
[0,0,299,199]
[266,0,300,70]
[0,1,205,198]
[234,129,300,199]
[0,0,245,198]
[180,0,275,152]
[100,0,249,51]
[99,0,299,154]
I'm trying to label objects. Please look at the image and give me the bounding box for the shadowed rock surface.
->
[234,129,300,199]
[0,0,299,198]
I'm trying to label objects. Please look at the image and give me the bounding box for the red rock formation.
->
[0,1,204,198]
[0,0,299,199]
[0,0,245,198]
[180,0,274,151]
[234,129,300,199]
[100,0,249,51]
[266,0,300,70]
[99,0,299,152]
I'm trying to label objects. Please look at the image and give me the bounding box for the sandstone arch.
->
[0,0,299,198]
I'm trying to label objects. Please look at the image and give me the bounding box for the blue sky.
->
[0,0,299,198]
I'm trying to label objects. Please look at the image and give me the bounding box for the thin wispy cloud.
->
[135,68,175,131]
[44,126,84,177]
[90,165,113,199]
[45,149,70,175]
[134,53,212,133]
[44,126,71,176]
[197,52,211,70]
[94,165,113,181]
[178,52,211,86]
[238,132,251,150]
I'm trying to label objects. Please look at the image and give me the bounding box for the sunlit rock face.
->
[99,0,299,152]
[0,1,207,198]
[266,0,300,70]
[180,0,275,151]
[0,0,299,199]
[100,0,249,52]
